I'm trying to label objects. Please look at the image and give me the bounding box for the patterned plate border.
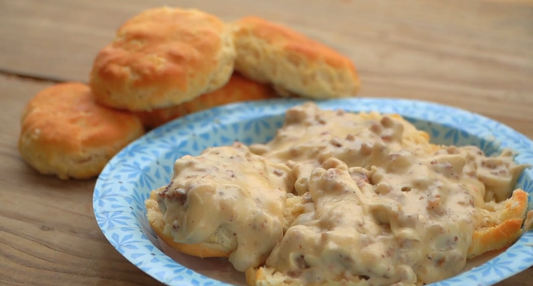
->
[93,98,533,286]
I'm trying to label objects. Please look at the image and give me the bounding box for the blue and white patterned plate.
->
[93,98,533,286]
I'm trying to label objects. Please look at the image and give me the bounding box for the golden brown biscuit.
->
[468,189,529,258]
[18,82,144,180]
[135,73,277,129]
[90,7,236,111]
[232,16,360,99]
[145,190,306,260]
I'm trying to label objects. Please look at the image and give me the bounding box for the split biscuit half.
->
[232,16,360,99]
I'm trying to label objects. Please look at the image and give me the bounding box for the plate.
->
[93,98,533,286]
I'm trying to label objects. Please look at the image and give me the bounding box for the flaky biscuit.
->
[90,7,236,111]
[232,16,360,99]
[146,190,232,258]
[468,189,528,259]
[145,189,306,259]
[18,83,144,180]
[135,73,277,129]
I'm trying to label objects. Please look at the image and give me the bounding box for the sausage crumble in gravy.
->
[150,102,529,286]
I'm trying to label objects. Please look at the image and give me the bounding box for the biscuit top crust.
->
[21,82,142,154]
[90,7,234,110]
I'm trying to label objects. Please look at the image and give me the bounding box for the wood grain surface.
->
[0,0,532,285]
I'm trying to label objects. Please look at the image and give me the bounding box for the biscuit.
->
[232,16,360,99]
[136,73,276,129]
[244,190,530,286]
[245,185,529,286]
[468,189,528,259]
[146,189,232,258]
[145,187,306,260]
[18,82,144,180]
[90,7,236,111]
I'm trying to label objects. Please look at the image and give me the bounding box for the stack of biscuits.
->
[18,7,361,180]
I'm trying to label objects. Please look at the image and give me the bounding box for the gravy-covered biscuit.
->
[232,16,360,99]
[246,157,527,286]
[90,7,236,111]
[136,73,276,129]
[146,191,307,260]
[145,102,528,285]
[146,189,233,258]
[146,142,306,272]
[18,83,144,180]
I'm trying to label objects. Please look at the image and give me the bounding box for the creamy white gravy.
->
[157,142,295,271]
[155,102,526,285]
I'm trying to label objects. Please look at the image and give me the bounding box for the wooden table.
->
[1,0,532,285]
